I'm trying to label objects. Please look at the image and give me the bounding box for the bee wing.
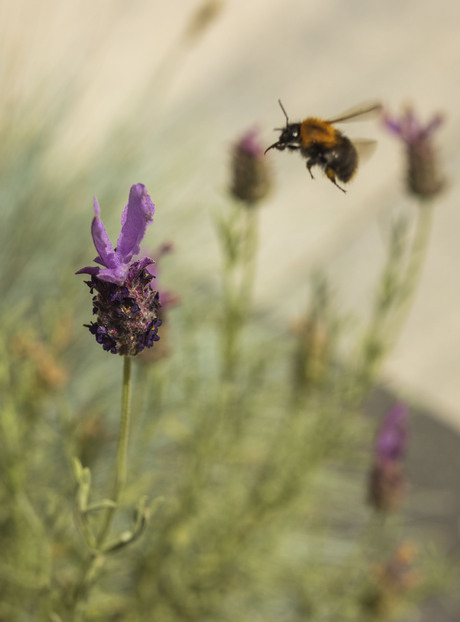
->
[326,102,382,124]
[352,139,377,163]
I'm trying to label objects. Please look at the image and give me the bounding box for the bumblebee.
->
[265,100,382,192]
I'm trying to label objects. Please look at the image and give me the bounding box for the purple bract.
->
[77,183,155,285]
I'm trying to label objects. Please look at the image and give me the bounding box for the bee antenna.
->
[278,99,289,125]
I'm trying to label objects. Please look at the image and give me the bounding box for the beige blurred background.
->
[2,0,460,427]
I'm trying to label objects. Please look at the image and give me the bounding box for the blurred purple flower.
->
[383,106,445,198]
[230,127,272,205]
[375,403,407,463]
[383,108,443,145]
[238,128,264,158]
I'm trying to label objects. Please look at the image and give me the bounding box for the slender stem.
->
[221,257,239,380]
[240,208,259,314]
[221,207,260,380]
[71,356,133,618]
[391,200,434,335]
[97,355,132,546]
[357,201,434,389]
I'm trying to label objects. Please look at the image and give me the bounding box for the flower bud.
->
[230,128,272,206]
[406,135,444,198]
[384,106,445,198]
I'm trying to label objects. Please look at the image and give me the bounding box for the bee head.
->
[264,100,301,154]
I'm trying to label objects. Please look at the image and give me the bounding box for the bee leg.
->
[306,160,316,180]
[325,167,346,193]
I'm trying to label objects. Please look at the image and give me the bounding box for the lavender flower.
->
[230,128,272,206]
[383,106,444,198]
[77,184,161,356]
[375,402,407,463]
[368,404,408,512]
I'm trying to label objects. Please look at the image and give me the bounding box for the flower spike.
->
[383,106,445,198]
[77,184,161,356]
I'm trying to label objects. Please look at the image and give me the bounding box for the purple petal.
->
[138,256,155,271]
[116,184,155,264]
[384,106,444,146]
[91,198,120,270]
[95,265,128,284]
[75,265,100,277]
[237,127,264,157]
[421,114,444,139]
[376,403,407,462]
[382,114,402,136]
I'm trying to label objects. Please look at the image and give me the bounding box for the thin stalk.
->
[221,207,260,380]
[240,208,259,315]
[357,201,434,389]
[389,200,434,338]
[97,355,132,546]
[71,356,133,618]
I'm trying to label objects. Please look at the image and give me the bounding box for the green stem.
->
[357,201,434,388]
[97,355,132,546]
[390,200,434,336]
[71,356,133,618]
[221,263,239,380]
[240,208,259,314]
[221,207,259,380]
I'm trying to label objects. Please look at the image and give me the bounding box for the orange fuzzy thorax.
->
[300,118,338,148]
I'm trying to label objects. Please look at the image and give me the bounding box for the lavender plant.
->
[0,98,451,622]
[72,184,161,617]
[218,128,271,379]
[351,106,444,393]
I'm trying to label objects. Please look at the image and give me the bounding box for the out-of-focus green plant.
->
[217,127,272,380]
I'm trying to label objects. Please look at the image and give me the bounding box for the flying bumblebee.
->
[265,100,382,193]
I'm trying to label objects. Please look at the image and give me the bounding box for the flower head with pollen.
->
[383,106,445,198]
[76,184,161,356]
